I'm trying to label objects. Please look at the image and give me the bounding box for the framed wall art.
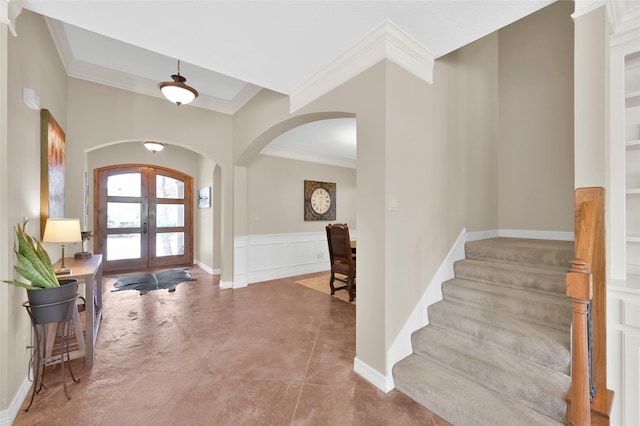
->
[40,109,66,236]
[198,187,211,208]
[304,180,336,221]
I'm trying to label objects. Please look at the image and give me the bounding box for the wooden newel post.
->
[566,259,593,426]
[567,259,593,426]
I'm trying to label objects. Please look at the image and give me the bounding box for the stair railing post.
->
[566,259,593,426]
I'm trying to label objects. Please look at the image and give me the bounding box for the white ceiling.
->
[14,0,556,165]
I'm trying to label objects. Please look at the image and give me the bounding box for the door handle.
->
[143,222,147,234]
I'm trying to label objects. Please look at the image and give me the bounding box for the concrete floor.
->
[13,267,447,425]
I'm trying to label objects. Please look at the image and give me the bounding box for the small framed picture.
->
[198,187,211,208]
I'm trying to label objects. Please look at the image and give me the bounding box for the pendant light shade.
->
[144,141,166,153]
[158,60,199,106]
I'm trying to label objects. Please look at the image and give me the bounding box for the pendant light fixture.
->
[158,60,199,106]
[144,141,166,153]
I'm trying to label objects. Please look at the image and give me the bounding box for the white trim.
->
[572,0,607,21]
[234,231,337,285]
[497,229,574,241]
[219,280,233,290]
[0,375,31,426]
[289,19,434,113]
[354,357,394,393]
[260,145,356,169]
[386,228,467,388]
[193,259,218,276]
[0,0,21,36]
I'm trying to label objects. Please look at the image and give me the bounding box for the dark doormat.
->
[110,269,197,295]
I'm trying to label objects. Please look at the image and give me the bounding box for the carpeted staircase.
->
[393,237,575,425]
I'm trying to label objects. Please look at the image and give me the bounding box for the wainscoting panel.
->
[234,231,348,285]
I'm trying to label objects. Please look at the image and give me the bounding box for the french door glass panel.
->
[156,175,184,199]
[156,204,184,227]
[107,173,141,197]
[107,202,141,228]
[107,234,141,260]
[156,232,185,257]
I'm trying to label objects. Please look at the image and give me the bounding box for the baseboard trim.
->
[354,357,394,393]
[466,228,574,242]
[497,229,574,241]
[219,280,233,289]
[193,259,219,275]
[386,227,467,388]
[0,375,31,426]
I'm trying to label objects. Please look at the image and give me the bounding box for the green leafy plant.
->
[3,222,59,290]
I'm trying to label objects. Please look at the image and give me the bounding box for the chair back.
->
[326,223,354,269]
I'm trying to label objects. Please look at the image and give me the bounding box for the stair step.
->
[393,237,575,424]
[393,354,564,426]
[465,237,574,269]
[442,278,571,330]
[411,327,570,422]
[427,300,570,373]
[454,258,567,296]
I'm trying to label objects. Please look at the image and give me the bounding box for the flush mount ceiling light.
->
[158,60,199,106]
[144,141,166,153]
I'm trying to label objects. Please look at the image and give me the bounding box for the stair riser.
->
[465,239,573,269]
[427,302,570,374]
[412,329,570,423]
[442,280,571,330]
[454,260,566,295]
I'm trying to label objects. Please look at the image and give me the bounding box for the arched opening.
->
[85,141,222,274]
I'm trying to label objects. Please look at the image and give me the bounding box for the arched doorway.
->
[94,164,194,272]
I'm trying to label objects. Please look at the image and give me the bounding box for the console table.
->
[52,254,103,367]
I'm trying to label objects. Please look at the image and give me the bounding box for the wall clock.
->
[304,180,336,221]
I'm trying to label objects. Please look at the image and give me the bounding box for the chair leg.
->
[329,272,336,295]
[347,276,355,302]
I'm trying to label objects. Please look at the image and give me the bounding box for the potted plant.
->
[3,221,78,324]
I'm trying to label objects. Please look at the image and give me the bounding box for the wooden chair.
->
[326,223,356,302]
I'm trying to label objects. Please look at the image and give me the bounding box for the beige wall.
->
[2,10,68,409]
[1,1,578,412]
[66,78,232,274]
[85,142,218,268]
[447,33,500,233]
[574,5,608,189]
[195,157,219,270]
[498,1,575,231]
[247,155,356,235]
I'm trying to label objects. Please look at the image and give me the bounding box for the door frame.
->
[94,164,194,272]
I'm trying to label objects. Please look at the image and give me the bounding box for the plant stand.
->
[22,294,80,412]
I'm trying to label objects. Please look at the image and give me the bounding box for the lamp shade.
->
[42,218,82,243]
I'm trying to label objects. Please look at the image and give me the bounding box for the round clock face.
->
[311,188,331,214]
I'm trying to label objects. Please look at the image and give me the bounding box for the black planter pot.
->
[26,279,79,324]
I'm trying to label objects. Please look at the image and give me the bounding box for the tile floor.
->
[13,267,448,425]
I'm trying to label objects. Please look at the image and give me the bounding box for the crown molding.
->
[45,18,258,115]
[0,0,22,36]
[289,19,435,114]
[581,0,640,37]
[260,144,356,169]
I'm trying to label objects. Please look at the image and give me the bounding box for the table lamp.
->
[42,218,82,275]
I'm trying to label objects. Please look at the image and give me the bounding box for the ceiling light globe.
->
[159,83,197,106]
[144,141,166,153]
